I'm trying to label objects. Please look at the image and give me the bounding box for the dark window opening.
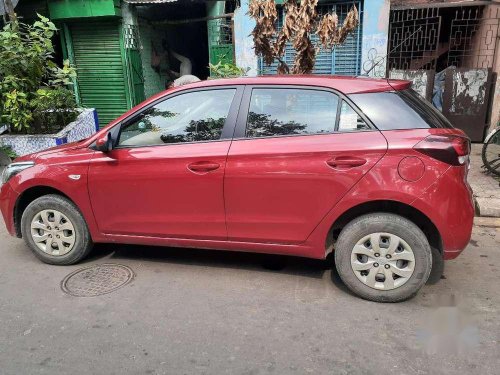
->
[136,2,211,85]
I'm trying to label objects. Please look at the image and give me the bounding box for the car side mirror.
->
[95,132,113,153]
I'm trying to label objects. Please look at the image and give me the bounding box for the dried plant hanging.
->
[249,0,278,66]
[274,0,298,74]
[335,3,359,45]
[248,0,359,74]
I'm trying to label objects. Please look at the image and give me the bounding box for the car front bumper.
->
[0,182,19,237]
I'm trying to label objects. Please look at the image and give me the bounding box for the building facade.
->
[11,0,500,140]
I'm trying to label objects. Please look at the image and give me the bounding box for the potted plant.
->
[0,14,98,157]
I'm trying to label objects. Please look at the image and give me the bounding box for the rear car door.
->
[224,86,388,244]
[88,86,242,240]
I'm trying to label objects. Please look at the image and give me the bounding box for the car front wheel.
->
[21,194,93,265]
[334,213,432,302]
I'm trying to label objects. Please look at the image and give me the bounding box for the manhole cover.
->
[61,264,134,297]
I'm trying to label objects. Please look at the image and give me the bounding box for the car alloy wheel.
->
[350,232,415,290]
[30,209,76,256]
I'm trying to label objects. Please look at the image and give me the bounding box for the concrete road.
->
[0,222,499,375]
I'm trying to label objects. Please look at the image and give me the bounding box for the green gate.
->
[207,1,234,72]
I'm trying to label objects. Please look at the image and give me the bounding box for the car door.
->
[88,86,242,240]
[224,86,388,244]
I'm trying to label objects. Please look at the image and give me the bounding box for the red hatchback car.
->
[0,76,474,302]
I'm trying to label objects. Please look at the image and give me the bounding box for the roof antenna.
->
[364,26,423,78]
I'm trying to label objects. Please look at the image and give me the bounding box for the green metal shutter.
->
[260,1,363,75]
[70,22,129,127]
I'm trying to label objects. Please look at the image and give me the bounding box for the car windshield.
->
[349,89,454,130]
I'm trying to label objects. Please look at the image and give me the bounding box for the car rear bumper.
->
[411,165,474,260]
[0,182,19,237]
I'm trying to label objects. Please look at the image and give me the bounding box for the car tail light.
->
[413,135,471,166]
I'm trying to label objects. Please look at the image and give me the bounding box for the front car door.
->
[88,86,242,240]
[224,86,388,245]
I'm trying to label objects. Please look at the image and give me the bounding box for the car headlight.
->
[1,161,35,185]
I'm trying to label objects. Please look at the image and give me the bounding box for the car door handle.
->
[326,156,367,169]
[188,161,220,173]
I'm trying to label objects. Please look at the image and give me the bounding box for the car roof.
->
[177,75,411,95]
[90,74,411,139]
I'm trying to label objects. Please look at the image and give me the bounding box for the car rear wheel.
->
[21,194,93,265]
[334,213,432,302]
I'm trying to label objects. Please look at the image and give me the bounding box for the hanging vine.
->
[248,0,359,74]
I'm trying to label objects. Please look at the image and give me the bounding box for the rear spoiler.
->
[387,79,412,91]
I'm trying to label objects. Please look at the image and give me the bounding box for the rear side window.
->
[349,89,453,130]
[338,100,370,132]
[246,88,339,137]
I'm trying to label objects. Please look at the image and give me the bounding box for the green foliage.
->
[0,144,17,160]
[2,90,31,131]
[209,61,250,78]
[32,87,78,133]
[0,14,77,133]
[49,60,77,87]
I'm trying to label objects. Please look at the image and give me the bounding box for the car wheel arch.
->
[14,186,77,238]
[325,200,443,259]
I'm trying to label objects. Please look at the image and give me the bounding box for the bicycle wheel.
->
[482,128,500,176]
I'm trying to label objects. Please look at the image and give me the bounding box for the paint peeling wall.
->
[450,70,487,115]
[234,0,259,77]
[389,70,432,99]
[361,0,390,77]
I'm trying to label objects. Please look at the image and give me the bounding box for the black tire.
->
[21,194,93,265]
[334,213,432,303]
[481,128,500,177]
[426,247,444,285]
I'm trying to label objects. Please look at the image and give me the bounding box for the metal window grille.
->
[208,16,234,64]
[388,5,500,71]
[123,24,141,50]
[388,7,441,71]
[448,6,500,69]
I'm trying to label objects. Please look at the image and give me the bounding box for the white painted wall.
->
[233,1,258,76]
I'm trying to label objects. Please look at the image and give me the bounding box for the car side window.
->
[246,88,339,138]
[118,89,236,147]
[337,100,370,132]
